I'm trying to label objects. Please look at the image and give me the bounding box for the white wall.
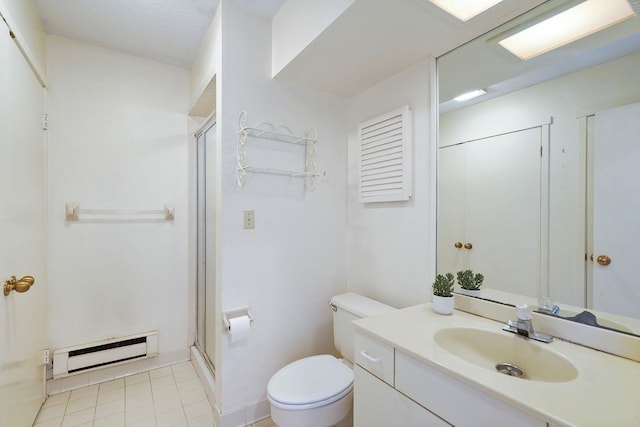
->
[440,50,640,307]
[215,1,348,422]
[46,37,190,361]
[189,10,221,111]
[271,0,356,77]
[347,59,436,309]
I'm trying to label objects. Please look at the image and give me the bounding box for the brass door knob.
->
[464,243,473,250]
[596,255,611,266]
[3,276,35,296]
[454,242,463,248]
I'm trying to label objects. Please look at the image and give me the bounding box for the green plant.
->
[433,273,455,297]
[457,269,484,290]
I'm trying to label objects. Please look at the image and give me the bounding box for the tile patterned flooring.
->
[33,361,276,427]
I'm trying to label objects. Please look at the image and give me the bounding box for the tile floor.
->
[33,361,276,427]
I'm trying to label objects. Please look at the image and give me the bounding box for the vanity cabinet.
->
[354,331,547,427]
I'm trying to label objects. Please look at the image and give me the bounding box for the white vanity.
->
[353,304,640,427]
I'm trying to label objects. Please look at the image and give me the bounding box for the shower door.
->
[195,117,216,373]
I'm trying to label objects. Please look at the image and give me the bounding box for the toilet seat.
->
[267,355,353,410]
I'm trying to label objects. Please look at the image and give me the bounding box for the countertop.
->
[353,304,640,427]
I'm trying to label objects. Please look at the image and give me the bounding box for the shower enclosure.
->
[195,116,216,373]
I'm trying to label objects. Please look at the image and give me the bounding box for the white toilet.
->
[267,292,396,427]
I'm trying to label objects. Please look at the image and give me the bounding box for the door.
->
[195,117,216,373]
[438,127,544,297]
[591,102,640,317]
[437,143,467,274]
[0,23,47,427]
[464,128,543,297]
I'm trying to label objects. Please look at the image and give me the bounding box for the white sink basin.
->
[434,327,579,383]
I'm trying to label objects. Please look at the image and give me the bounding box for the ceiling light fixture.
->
[428,0,504,22]
[454,89,487,102]
[498,0,637,61]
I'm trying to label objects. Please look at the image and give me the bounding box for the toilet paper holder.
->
[222,307,254,333]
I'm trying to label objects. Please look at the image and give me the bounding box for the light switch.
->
[243,210,255,229]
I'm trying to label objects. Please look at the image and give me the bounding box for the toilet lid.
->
[267,355,353,408]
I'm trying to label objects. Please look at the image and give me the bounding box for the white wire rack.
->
[236,111,322,191]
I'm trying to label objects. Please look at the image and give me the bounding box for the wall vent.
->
[359,105,412,203]
[52,331,158,378]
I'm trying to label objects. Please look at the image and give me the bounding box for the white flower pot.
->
[432,294,455,315]
[458,289,481,297]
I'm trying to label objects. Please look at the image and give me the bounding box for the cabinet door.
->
[354,365,451,427]
[395,351,546,427]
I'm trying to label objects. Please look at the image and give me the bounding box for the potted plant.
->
[432,273,455,315]
[457,269,484,296]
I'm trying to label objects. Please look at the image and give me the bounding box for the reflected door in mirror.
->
[589,101,640,318]
[438,127,544,297]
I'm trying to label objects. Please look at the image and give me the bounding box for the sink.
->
[434,327,579,383]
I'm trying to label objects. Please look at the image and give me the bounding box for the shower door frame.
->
[194,115,217,374]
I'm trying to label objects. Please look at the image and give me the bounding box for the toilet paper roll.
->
[228,315,251,343]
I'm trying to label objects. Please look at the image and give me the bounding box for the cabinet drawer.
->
[354,331,394,386]
[395,351,546,427]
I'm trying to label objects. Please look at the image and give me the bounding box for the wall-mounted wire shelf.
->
[237,111,322,190]
[65,203,175,223]
[241,166,320,178]
[241,127,317,145]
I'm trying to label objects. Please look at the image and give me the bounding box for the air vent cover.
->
[359,106,412,203]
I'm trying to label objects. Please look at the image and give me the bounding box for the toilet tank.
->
[330,293,396,363]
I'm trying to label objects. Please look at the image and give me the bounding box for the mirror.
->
[436,0,640,336]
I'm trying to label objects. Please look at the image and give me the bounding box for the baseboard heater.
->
[53,331,158,378]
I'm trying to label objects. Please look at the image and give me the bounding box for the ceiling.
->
[272,0,547,97]
[437,1,640,112]
[37,0,613,100]
[34,0,287,69]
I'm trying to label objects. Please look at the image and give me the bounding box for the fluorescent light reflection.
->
[454,89,487,102]
[429,0,504,22]
[499,0,637,61]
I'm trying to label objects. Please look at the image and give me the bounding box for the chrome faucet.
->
[503,304,553,343]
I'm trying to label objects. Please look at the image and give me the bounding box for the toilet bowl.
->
[267,293,396,427]
[268,355,353,427]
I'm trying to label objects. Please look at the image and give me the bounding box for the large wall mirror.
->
[436,0,640,336]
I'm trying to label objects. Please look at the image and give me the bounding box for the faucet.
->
[503,304,553,343]
[537,296,560,315]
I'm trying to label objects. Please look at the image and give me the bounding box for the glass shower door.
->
[195,117,216,372]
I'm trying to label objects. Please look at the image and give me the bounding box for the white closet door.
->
[592,102,640,318]
[438,127,542,297]
[437,143,467,276]
[463,128,542,297]
[0,26,47,427]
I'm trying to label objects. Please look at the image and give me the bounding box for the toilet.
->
[267,292,396,427]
